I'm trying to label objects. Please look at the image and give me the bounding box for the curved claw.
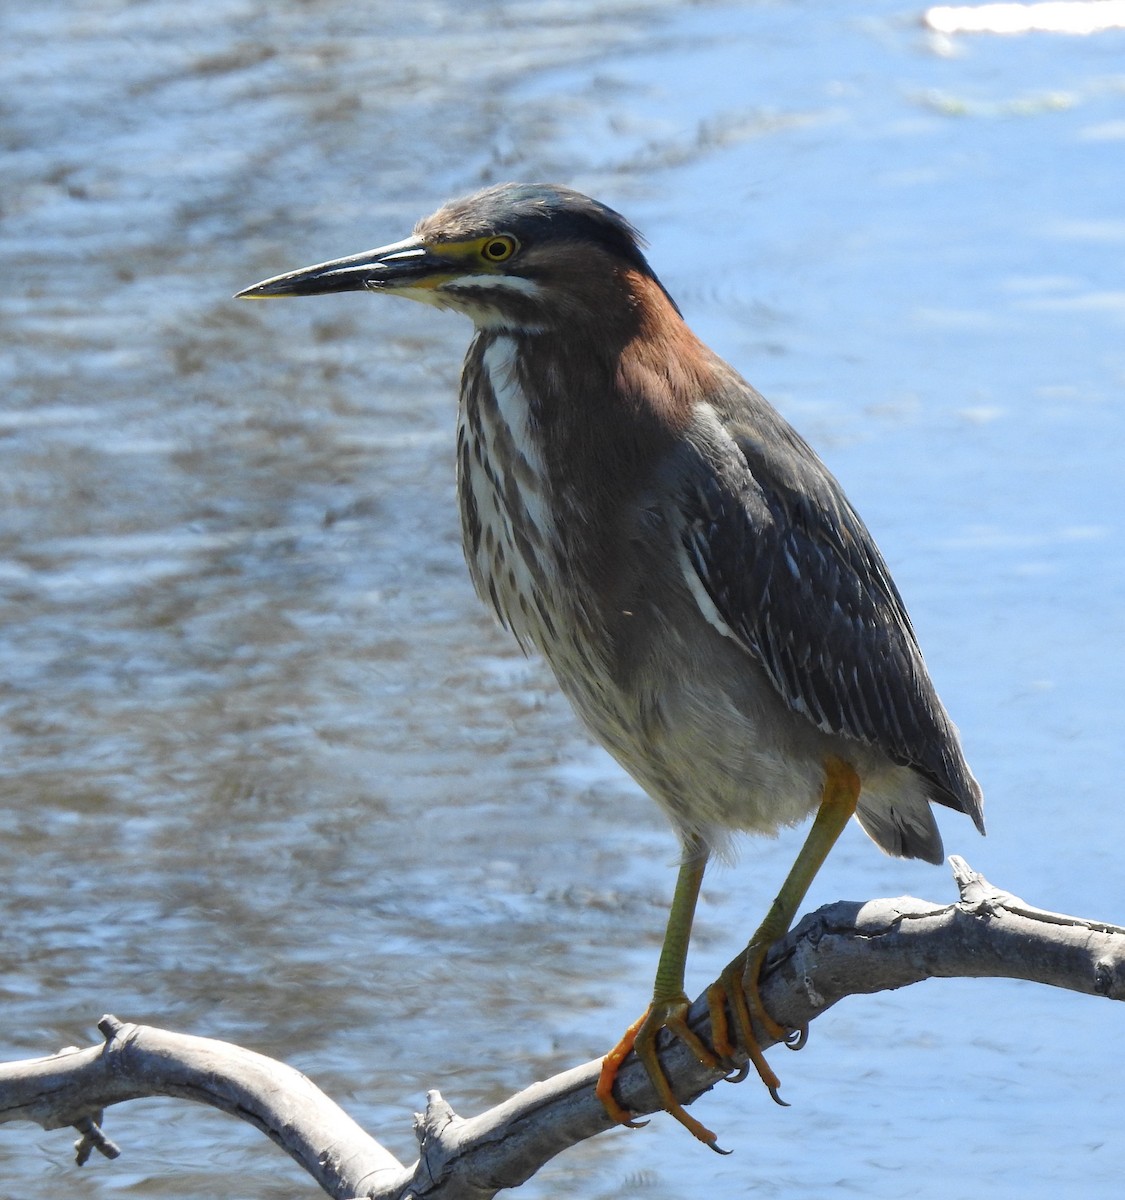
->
[723,1061,750,1084]
[785,1024,809,1051]
[597,997,727,1151]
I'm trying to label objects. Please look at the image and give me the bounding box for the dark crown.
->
[417,182,655,276]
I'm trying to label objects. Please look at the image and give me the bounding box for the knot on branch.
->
[949,854,1022,915]
[1094,958,1119,997]
[407,1090,474,1196]
[73,1111,120,1165]
[97,1014,127,1043]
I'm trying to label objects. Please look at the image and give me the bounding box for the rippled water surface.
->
[2,1,1123,1196]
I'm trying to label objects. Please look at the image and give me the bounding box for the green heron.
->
[238,183,984,1149]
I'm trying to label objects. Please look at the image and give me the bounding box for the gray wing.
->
[676,395,983,829]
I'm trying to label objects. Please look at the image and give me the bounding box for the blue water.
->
[1,1,1122,1196]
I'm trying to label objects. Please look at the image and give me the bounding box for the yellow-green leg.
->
[708,756,861,1100]
[596,835,727,1149]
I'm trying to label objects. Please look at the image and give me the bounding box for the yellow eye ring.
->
[480,235,518,263]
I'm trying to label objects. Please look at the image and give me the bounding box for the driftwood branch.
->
[1,859,1121,1198]
[0,1015,401,1197]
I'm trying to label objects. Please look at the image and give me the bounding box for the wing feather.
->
[675,393,982,828]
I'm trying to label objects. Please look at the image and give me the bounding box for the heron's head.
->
[237,182,675,332]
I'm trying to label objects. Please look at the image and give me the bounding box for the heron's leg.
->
[597,835,727,1150]
[708,756,861,1100]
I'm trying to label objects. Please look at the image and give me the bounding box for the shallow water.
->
[2,1,1123,1196]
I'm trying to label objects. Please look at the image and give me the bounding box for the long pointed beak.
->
[236,236,444,299]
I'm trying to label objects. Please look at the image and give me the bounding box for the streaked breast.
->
[456,334,563,651]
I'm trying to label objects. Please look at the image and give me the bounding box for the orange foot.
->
[595,993,731,1153]
[706,938,808,1104]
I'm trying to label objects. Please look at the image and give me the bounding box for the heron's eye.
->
[480,235,518,263]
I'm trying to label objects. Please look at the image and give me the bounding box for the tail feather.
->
[855,792,945,865]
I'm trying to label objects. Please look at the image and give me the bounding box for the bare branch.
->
[1,861,1121,1199]
[0,1014,402,1199]
[393,857,1125,1198]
